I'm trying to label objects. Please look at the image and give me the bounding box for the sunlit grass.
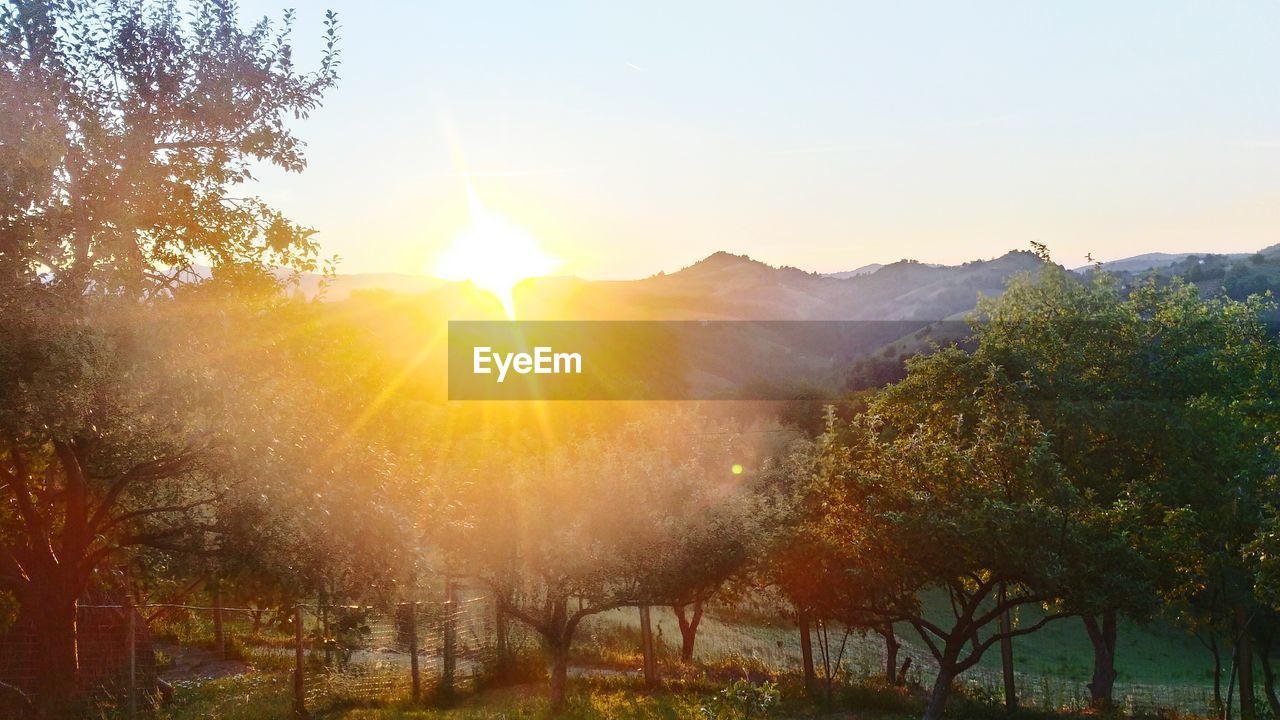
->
[155,672,294,720]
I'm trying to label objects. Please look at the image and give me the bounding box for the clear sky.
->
[237,0,1279,279]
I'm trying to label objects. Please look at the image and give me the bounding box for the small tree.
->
[435,408,777,713]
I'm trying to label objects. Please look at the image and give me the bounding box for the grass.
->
[152,672,1218,720]
[582,600,1214,688]
[154,672,295,720]
[900,591,1211,686]
[571,598,1219,715]
[139,597,1229,720]
[152,674,747,720]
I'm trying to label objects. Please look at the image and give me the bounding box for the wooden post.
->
[213,583,225,659]
[126,599,137,720]
[639,605,657,688]
[293,605,306,718]
[798,608,816,697]
[320,594,331,666]
[408,602,421,703]
[495,597,508,669]
[441,581,457,703]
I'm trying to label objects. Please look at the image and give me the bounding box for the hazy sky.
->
[236,0,1279,279]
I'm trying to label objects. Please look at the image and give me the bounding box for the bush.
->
[699,679,780,720]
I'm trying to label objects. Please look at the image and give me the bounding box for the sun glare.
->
[434,188,559,318]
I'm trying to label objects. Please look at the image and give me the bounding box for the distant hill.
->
[278,271,452,301]
[513,251,1045,322]
[1073,251,1249,274]
[1090,249,1280,303]
[497,250,1049,395]
[290,243,1280,399]
[824,263,884,279]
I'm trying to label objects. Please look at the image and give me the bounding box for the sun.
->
[434,189,559,318]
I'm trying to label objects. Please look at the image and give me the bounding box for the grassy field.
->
[154,672,1073,720]
[155,671,1216,720]
[999,608,1210,686]
[575,596,1216,705]
[138,594,1229,720]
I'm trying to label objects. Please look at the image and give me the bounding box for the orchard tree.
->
[1,0,339,293]
[761,425,909,697]
[1127,282,1280,720]
[433,408,778,713]
[815,349,1142,720]
[0,1,339,714]
[971,263,1165,706]
[974,260,1280,710]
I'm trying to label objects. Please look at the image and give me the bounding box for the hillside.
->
[307,244,1280,400]
[1087,248,1280,304]
[512,250,1047,322]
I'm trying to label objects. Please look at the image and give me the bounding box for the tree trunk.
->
[673,600,703,663]
[924,666,956,720]
[1212,631,1225,711]
[1237,607,1256,720]
[548,640,570,714]
[798,608,816,697]
[1083,609,1118,709]
[29,590,80,719]
[878,624,901,685]
[495,603,510,670]
[9,444,94,718]
[1260,651,1280,719]
[998,590,1017,712]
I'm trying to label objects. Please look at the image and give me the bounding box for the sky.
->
[236,0,1280,279]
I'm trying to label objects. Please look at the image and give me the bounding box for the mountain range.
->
[309,244,1280,319]
[318,243,1280,399]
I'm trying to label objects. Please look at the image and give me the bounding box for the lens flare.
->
[434,187,559,318]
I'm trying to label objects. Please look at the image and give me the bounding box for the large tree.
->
[814,348,1141,720]
[974,259,1280,710]
[0,1,339,714]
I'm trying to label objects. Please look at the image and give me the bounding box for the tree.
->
[0,2,339,714]
[813,349,1141,720]
[972,259,1280,712]
[1,0,339,294]
[971,264,1164,707]
[761,420,908,699]
[434,408,777,713]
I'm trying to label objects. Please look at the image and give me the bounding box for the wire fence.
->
[0,583,507,719]
[0,590,1222,718]
[299,586,499,708]
[577,603,1218,716]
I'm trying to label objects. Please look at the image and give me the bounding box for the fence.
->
[0,583,505,719]
[0,591,1221,718]
[577,603,1218,716]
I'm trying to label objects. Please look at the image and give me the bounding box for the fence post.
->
[639,605,657,688]
[798,608,816,697]
[126,598,137,720]
[408,601,421,703]
[293,604,306,718]
[441,581,457,704]
[494,597,508,669]
[213,582,225,659]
